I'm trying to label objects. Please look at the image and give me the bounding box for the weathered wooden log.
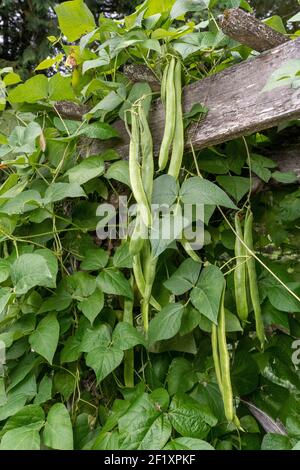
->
[54,101,90,120]
[219,8,289,52]
[267,144,300,180]
[123,64,161,92]
[85,37,300,168]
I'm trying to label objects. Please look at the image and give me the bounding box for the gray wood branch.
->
[266,143,300,180]
[219,8,289,52]
[55,65,160,120]
[123,64,161,92]
[87,37,300,174]
[54,101,90,120]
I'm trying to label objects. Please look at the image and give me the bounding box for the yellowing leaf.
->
[8,75,48,103]
[3,73,21,86]
[55,0,96,42]
[35,54,64,71]
[145,0,175,17]
[29,313,60,364]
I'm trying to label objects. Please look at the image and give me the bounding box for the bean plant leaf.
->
[164,259,202,295]
[216,176,250,202]
[97,269,133,299]
[43,403,73,450]
[167,358,197,396]
[152,175,178,206]
[55,0,96,42]
[6,354,41,392]
[118,393,171,450]
[263,15,286,34]
[272,171,298,184]
[164,437,214,450]
[113,242,133,269]
[80,248,109,270]
[169,393,217,439]
[86,346,124,384]
[53,117,80,134]
[261,433,292,450]
[0,190,42,215]
[0,405,45,436]
[264,277,300,313]
[43,182,86,204]
[148,303,184,345]
[0,426,40,450]
[48,74,76,101]
[289,12,300,22]
[150,203,186,257]
[76,122,119,140]
[119,83,152,122]
[112,322,146,349]
[250,153,277,183]
[198,309,242,333]
[67,272,97,298]
[60,337,82,363]
[11,252,57,295]
[34,376,52,405]
[105,160,131,188]
[39,289,72,314]
[106,160,131,188]
[190,265,225,324]
[29,313,60,364]
[66,155,105,185]
[180,177,237,209]
[80,323,111,353]
[8,75,48,103]
[0,287,13,315]
[77,288,104,324]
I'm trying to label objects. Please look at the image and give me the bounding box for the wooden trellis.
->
[56,8,300,181]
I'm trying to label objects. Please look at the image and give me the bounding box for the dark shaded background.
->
[0,0,299,76]
[0,1,139,74]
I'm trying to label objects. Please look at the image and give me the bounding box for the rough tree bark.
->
[54,16,300,182]
[123,64,160,92]
[84,37,300,168]
[267,144,300,180]
[219,8,289,52]
[54,101,90,120]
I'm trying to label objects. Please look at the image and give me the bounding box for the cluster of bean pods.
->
[128,102,160,334]
[126,59,261,430]
[159,57,184,180]
[234,210,265,349]
[212,286,240,427]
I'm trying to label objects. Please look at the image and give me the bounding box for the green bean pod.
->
[132,254,161,311]
[211,323,223,396]
[129,109,152,227]
[217,287,234,423]
[161,61,169,105]
[244,209,265,349]
[123,276,134,388]
[132,254,145,296]
[212,286,241,425]
[158,58,176,171]
[234,213,248,323]
[141,244,158,332]
[168,60,184,180]
[139,105,154,204]
[129,210,146,256]
[181,238,202,263]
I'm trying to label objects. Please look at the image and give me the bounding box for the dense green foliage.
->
[0,0,300,451]
[1,1,298,76]
[0,0,139,75]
